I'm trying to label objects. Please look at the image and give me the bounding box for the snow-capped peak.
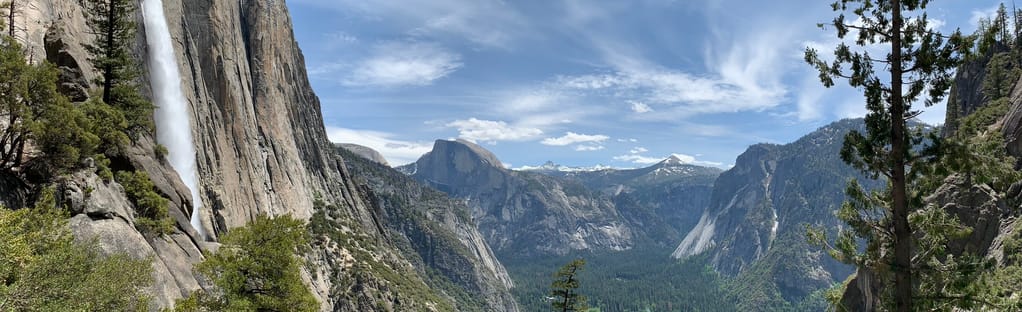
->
[660,155,686,166]
[518,161,613,172]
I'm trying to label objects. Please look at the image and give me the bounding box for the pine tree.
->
[174,214,318,311]
[804,0,970,311]
[551,258,588,312]
[83,0,154,136]
[0,35,88,173]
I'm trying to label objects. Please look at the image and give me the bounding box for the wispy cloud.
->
[326,127,432,165]
[343,41,462,87]
[446,118,543,144]
[629,100,653,113]
[554,3,792,118]
[297,0,527,48]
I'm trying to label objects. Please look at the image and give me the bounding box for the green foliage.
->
[115,170,173,235]
[0,35,98,177]
[175,214,318,312]
[80,94,131,157]
[551,258,588,312]
[0,195,153,311]
[83,0,155,136]
[154,143,168,161]
[94,153,113,182]
[0,31,129,179]
[30,91,101,176]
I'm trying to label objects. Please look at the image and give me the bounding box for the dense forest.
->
[508,249,737,312]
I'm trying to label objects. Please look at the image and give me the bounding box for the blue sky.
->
[288,0,1006,168]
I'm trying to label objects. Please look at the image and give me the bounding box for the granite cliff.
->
[12,0,517,310]
[672,119,871,309]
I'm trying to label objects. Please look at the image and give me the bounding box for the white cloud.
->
[612,154,663,165]
[541,132,610,146]
[326,127,432,166]
[575,145,605,151]
[630,147,648,154]
[629,100,653,113]
[344,41,462,87]
[446,118,543,144]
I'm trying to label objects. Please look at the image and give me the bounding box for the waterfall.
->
[142,0,206,239]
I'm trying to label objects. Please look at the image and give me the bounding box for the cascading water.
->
[142,0,206,239]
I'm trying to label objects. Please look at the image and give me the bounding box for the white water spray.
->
[142,0,206,239]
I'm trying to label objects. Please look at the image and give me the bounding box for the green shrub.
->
[115,170,173,235]
[154,144,168,161]
[0,197,154,311]
[81,98,130,158]
[94,154,113,182]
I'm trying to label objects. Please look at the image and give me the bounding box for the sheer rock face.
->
[19,0,516,310]
[1004,76,1022,163]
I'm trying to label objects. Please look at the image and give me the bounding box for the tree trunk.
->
[562,269,574,312]
[7,0,15,38]
[102,0,114,104]
[889,1,913,311]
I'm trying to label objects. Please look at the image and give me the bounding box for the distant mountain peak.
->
[661,155,686,166]
[518,161,613,172]
[338,143,390,166]
[440,139,505,168]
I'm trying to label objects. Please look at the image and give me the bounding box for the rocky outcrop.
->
[1003,75,1022,164]
[57,170,208,310]
[944,43,1009,137]
[929,175,1009,256]
[338,143,390,166]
